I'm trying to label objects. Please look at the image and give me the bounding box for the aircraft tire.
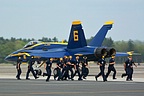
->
[38,69,42,75]
[53,68,58,76]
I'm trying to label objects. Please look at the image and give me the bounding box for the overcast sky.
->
[0,0,144,41]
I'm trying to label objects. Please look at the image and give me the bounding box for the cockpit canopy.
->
[23,41,41,48]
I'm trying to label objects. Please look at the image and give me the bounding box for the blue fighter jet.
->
[5,20,128,63]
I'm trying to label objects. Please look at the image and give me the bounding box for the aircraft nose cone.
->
[5,55,11,61]
[5,55,17,61]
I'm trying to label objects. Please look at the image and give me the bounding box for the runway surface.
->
[0,63,144,96]
[0,79,144,96]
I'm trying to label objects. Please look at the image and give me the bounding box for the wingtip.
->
[127,51,134,56]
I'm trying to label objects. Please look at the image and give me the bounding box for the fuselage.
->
[5,41,99,62]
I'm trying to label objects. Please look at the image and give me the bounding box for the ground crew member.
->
[54,58,63,81]
[43,58,53,82]
[66,56,74,80]
[106,55,117,79]
[16,57,22,80]
[61,56,69,80]
[121,56,137,81]
[26,56,39,80]
[62,56,74,80]
[81,56,89,79]
[73,56,83,80]
[95,56,107,82]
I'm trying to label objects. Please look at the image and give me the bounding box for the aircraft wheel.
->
[53,68,58,76]
[35,69,42,76]
[38,69,42,75]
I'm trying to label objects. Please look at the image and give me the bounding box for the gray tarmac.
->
[0,63,144,96]
[0,79,144,96]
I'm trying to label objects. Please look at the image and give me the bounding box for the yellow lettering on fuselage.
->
[23,55,26,59]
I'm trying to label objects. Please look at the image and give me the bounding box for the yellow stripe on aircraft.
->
[51,42,68,45]
[72,20,81,25]
[10,53,30,57]
[74,54,83,56]
[104,21,114,25]
[22,62,27,64]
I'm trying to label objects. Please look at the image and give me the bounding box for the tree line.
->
[0,37,59,63]
[0,37,144,63]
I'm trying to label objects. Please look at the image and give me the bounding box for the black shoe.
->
[121,74,123,78]
[103,79,107,82]
[35,77,39,79]
[54,77,56,80]
[113,78,117,79]
[83,77,86,79]
[17,78,21,80]
[46,79,49,82]
[16,76,20,80]
[71,78,74,81]
[26,78,30,80]
[126,79,130,81]
[43,73,45,77]
[95,76,97,81]
[78,78,83,81]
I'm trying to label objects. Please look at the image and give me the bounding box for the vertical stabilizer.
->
[67,21,87,49]
[88,21,114,47]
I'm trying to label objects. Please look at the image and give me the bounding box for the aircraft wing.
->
[74,51,139,57]
[115,51,141,57]
[74,52,93,56]
[115,52,129,56]
[30,51,70,58]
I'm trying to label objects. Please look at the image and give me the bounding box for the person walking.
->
[16,57,22,80]
[121,56,137,81]
[55,58,63,81]
[26,56,39,80]
[43,58,53,82]
[95,56,107,82]
[73,56,83,80]
[106,55,117,80]
[81,56,89,79]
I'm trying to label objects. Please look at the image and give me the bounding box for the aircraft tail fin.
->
[88,21,114,47]
[67,21,87,49]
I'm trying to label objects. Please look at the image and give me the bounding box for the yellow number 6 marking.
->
[74,31,78,41]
